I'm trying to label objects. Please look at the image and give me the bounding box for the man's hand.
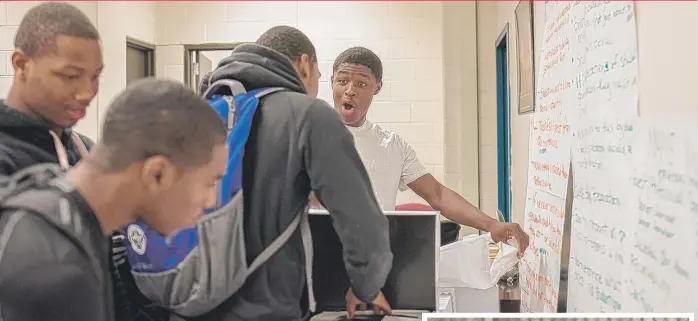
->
[345,288,392,318]
[489,222,530,257]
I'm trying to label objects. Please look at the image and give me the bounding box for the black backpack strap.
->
[1,170,94,262]
[0,163,65,197]
[2,163,72,217]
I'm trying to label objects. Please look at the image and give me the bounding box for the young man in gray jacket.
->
[0,79,229,321]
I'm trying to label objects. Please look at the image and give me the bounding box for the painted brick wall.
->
[154,1,446,205]
[0,1,155,141]
[442,2,481,234]
[0,1,486,217]
[475,2,545,224]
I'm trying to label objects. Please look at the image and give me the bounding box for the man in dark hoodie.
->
[0,2,101,175]
[0,4,143,321]
[185,26,394,321]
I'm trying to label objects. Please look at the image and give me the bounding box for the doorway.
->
[184,43,243,94]
[126,37,155,84]
[495,24,512,222]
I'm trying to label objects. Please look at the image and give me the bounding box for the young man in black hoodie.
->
[0,2,101,175]
[178,26,393,321]
[0,4,141,320]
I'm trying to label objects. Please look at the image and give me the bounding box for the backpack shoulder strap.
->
[215,85,287,206]
[246,209,304,273]
[245,206,316,312]
[2,174,92,254]
[1,164,70,214]
[203,79,247,98]
[0,163,65,202]
[252,87,286,99]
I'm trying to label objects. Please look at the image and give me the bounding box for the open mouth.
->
[340,101,356,117]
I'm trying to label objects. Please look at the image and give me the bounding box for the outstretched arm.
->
[409,174,530,256]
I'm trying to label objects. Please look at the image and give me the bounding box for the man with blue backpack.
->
[119,26,393,321]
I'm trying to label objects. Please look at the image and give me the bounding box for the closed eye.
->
[60,74,80,81]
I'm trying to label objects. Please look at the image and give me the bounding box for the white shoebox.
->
[438,286,499,313]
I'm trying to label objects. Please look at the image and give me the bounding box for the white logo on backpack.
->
[127,224,147,255]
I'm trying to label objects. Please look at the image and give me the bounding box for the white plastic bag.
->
[438,233,519,289]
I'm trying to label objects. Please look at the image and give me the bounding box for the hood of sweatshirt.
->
[209,43,306,94]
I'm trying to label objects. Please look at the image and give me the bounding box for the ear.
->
[374,81,383,96]
[12,49,30,81]
[298,53,312,79]
[140,156,175,194]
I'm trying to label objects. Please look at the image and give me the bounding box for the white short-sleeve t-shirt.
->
[347,120,429,210]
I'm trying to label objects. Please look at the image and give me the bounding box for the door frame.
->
[495,23,512,222]
[183,43,246,89]
[126,37,155,79]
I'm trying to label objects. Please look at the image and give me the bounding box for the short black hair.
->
[332,47,383,82]
[99,78,226,171]
[256,26,316,62]
[199,71,213,95]
[15,2,100,57]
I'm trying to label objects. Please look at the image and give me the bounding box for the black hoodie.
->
[0,101,93,175]
[185,44,393,321]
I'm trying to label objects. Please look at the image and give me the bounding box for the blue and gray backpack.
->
[121,79,316,318]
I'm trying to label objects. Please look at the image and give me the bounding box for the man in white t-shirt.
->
[316,46,530,256]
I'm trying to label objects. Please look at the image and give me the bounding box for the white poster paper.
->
[526,0,697,313]
[567,115,637,313]
[520,1,574,312]
[566,0,653,313]
[520,187,566,312]
[621,124,698,314]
